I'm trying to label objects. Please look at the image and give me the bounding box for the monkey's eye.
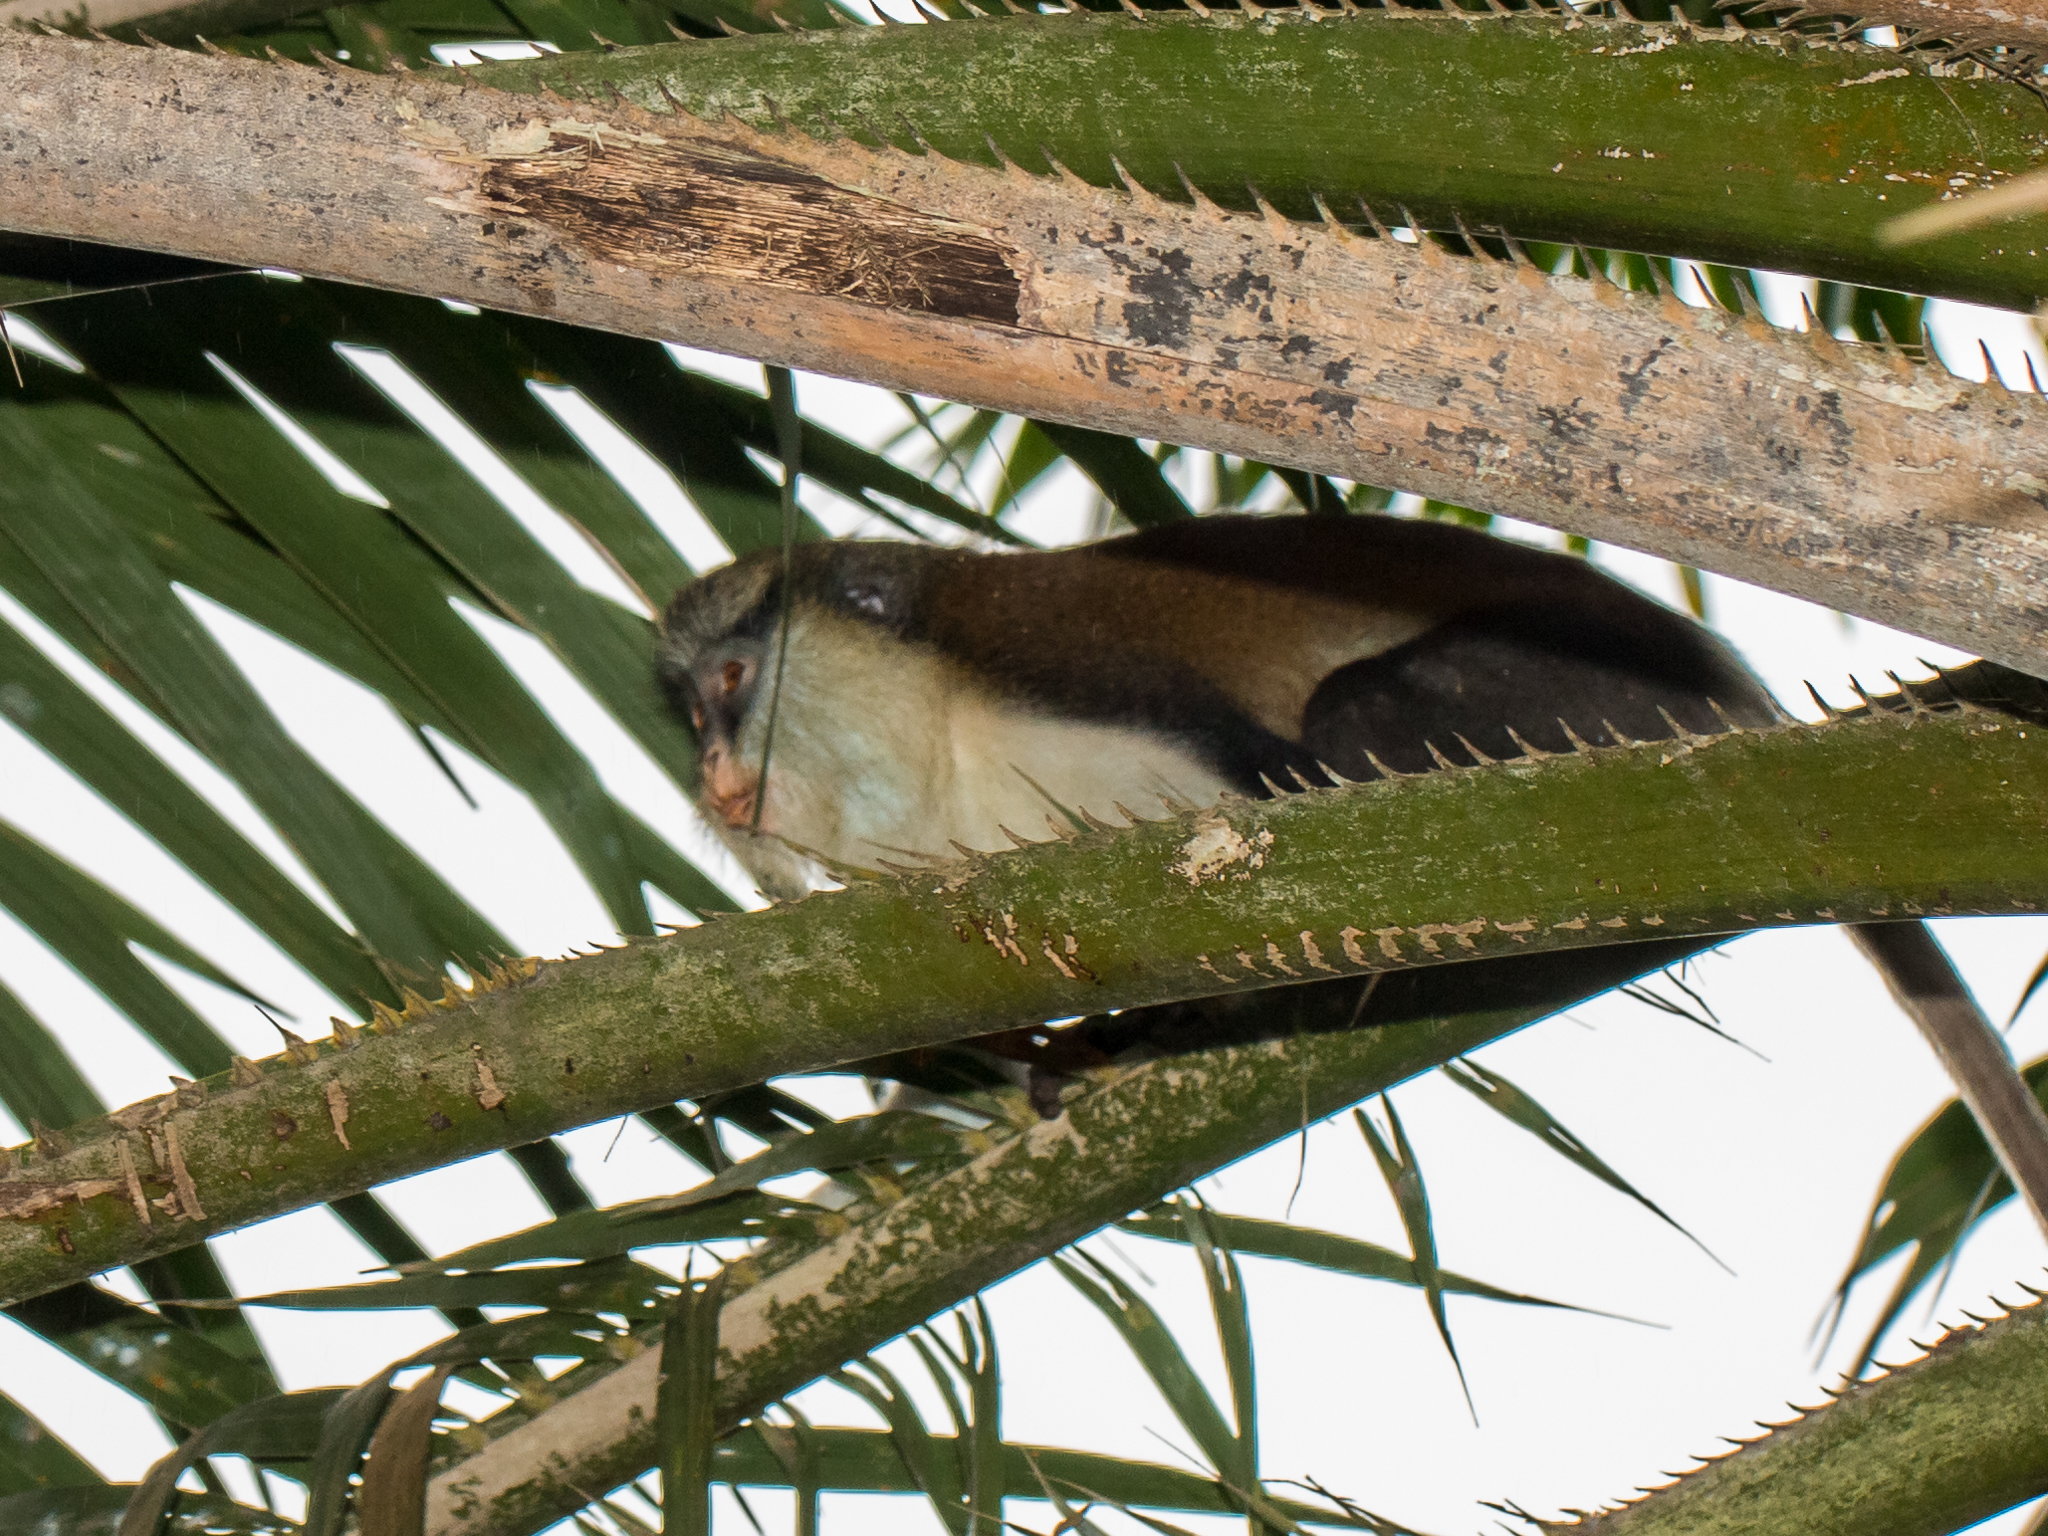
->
[720,659,747,697]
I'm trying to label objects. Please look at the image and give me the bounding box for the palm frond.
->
[1822,1053,2048,1380]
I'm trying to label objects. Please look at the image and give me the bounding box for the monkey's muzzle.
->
[701,750,761,829]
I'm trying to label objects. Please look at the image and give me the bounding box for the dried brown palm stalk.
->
[2,28,2046,676]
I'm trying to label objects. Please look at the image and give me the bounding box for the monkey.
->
[658,510,2048,1215]
[656,512,1781,900]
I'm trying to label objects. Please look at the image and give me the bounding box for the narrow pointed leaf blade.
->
[832,1354,968,1528]
[707,368,1014,545]
[2011,947,2048,1026]
[486,311,826,560]
[1439,1056,1725,1270]
[1034,422,1192,526]
[222,1254,672,1314]
[0,821,241,1078]
[752,1407,824,1536]
[0,602,391,1008]
[968,1299,1003,1536]
[401,1189,800,1274]
[1049,1252,1238,1482]
[8,1282,276,1430]
[907,1330,972,1443]
[991,419,1065,518]
[301,1376,400,1536]
[1179,1205,1257,1481]
[0,977,102,1130]
[1019,1447,1116,1536]
[0,1389,100,1497]
[0,817,265,1002]
[1354,1103,1472,1419]
[626,1111,967,1214]
[1118,1208,1631,1319]
[115,1388,346,1536]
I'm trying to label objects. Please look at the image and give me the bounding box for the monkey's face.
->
[658,553,786,863]
[668,635,771,830]
[658,549,953,898]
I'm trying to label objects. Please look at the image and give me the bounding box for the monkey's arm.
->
[1300,605,1777,776]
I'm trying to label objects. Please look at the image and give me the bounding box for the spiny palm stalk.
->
[0,0,2046,1528]
[8,677,2046,1303]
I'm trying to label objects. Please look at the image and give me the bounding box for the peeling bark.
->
[1,32,2045,672]
[473,125,1024,325]
[2,704,2045,1310]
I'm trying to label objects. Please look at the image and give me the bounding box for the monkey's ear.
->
[661,553,779,658]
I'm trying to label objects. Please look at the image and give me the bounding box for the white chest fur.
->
[703,612,1233,898]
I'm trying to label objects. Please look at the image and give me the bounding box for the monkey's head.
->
[657,541,965,898]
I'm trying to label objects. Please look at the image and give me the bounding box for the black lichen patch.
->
[1120,247,1196,348]
[481,133,1021,327]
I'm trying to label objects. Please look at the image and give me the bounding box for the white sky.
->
[0,271,2044,1536]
